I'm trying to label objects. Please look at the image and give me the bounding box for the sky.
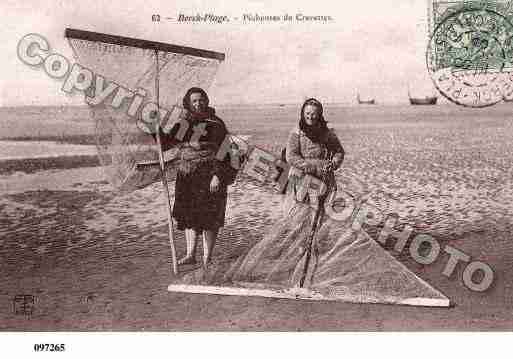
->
[1,0,439,106]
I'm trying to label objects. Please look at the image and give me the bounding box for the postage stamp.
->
[427,0,513,107]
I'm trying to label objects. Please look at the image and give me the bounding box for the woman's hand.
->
[210,175,221,193]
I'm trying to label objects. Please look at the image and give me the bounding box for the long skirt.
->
[172,170,227,231]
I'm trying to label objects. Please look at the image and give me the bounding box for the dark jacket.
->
[158,109,236,185]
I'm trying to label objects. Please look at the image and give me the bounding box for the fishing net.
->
[224,201,447,305]
[172,171,450,306]
[66,30,224,191]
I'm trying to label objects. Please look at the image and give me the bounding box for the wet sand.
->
[1,104,513,330]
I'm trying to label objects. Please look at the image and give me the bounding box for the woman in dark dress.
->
[159,87,235,266]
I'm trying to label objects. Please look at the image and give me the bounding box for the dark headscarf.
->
[299,98,328,142]
[182,87,215,120]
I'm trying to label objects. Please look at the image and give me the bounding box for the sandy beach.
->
[1,104,513,330]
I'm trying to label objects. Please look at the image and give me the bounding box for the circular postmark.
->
[427,6,513,107]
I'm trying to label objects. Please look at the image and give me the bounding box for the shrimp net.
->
[66,28,224,191]
[172,171,450,306]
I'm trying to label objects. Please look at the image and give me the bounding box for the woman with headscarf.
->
[158,87,236,267]
[224,98,345,288]
[281,98,344,215]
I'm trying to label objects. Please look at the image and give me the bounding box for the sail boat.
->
[357,92,376,105]
[408,88,437,105]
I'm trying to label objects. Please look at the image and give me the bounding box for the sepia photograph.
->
[1,0,513,352]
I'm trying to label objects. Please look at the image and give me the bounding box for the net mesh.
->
[174,174,449,305]
[67,38,222,191]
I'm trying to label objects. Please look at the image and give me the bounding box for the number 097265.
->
[33,344,65,352]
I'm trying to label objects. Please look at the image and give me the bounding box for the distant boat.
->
[357,93,375,105]
[408,89,437,105]
[503,96,513,103]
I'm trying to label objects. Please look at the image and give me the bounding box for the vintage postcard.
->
[1,0,513,347]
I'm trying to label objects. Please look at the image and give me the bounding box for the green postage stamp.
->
[427,0,513,106]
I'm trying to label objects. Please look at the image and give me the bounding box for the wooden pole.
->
[154,49,178,275]
[299,154,334,288]
[298,195,325,288]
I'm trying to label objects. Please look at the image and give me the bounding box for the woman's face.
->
[189,92,208,113]
[303,104,320,126]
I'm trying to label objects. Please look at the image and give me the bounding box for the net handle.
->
[154,50,178,275]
